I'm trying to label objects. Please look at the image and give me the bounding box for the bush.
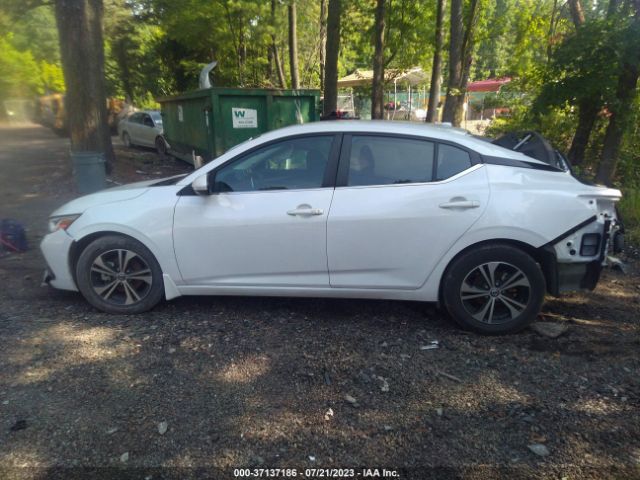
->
[619,188,640,246]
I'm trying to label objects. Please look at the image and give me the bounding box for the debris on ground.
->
[9,420,27,432]
[420,340,440,350]
[531,322,570,338]
[158,421,168,435]
[528,444,550,457]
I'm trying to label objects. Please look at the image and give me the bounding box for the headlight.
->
[48,214,80,233]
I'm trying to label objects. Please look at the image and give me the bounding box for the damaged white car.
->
[41,122,624,334]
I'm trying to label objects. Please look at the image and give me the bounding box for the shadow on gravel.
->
[1,285,639,480]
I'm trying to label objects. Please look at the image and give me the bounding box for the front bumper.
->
[40,229,78,291]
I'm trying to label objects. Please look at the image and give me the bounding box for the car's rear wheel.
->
[122,131,131,148]
[442,244,545,334]
[155,136,167,156]
[75,235,164,314]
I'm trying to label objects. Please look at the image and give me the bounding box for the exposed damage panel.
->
[493,131,570,171]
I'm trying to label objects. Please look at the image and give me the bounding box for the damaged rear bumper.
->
[545,215,624,296]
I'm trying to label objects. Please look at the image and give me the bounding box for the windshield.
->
[150,111,162,124]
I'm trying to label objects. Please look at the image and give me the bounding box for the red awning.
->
[467,77,512,92]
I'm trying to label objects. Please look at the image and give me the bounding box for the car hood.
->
[49,177,171,217]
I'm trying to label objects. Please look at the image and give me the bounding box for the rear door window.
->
[347,136,435,186]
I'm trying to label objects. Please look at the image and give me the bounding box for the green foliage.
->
[619,188,640,245]
[0,34,42,101]
[534,18,624,115]
[40,61,65,93]
[0,4,64,108]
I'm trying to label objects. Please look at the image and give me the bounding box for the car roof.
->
[258,121,544,164]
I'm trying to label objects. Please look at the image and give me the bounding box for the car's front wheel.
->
[442,244,545,334]
[75,235,164,314]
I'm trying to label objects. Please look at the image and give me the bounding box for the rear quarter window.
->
[436,144,473,180]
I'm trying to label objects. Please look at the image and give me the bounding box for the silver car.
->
[117,110,165,153]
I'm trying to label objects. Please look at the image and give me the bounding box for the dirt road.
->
[0,123,639,480]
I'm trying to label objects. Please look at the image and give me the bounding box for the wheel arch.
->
[68,231,143,285]
[69,229,184,304]
[437,238,556,306]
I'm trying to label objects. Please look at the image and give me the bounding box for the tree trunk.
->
[567,0,623,169]
[442,0,478,126]
[565,0,590,165]
[319,0,327,93]
[426,0,446,122]
[371,0,386,119]
[546,0,558,62]
[288,1,300,89]
[568,0,586,27]
[54,0,114,171]
[567,99,597,165]
[271,0,286,88]
[323,0,341,117]
[595,60,639,185]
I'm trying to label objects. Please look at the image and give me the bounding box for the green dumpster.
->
[158,87,320,164]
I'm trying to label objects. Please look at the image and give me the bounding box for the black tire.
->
[122,131,131,147]
[155,136,167,156]
[75,235,164,314]
[442,244,545,334]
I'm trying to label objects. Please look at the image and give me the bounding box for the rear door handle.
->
[287,205,324,216]
[439,200,480,209]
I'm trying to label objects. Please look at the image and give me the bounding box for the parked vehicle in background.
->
[40,121,623,334]
[117,110,165,154]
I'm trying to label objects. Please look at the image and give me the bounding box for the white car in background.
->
[41,121,623,334]
[117,110,166,154]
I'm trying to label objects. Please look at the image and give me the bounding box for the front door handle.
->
[439,199,480,209]
[287,204,324,216]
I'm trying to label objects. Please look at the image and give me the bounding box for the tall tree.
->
[271,0,287,88]
[426,0,446,122]
[323,0,341,116]
[371,0,386,119]
[442,0,480,126]
[319,0,327,92]
[565,0,591,165]
[566,0,622,165]
[595,0,640,185]
[54,0,115,169]
[288,0,300,89]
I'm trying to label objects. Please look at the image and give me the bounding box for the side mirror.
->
[191,174,209,195]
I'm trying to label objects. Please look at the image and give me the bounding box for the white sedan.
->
[117,110,165,154]
[41,122,623,334]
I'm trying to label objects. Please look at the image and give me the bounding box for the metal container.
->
[71,151,106,194]
[158,87,320,164]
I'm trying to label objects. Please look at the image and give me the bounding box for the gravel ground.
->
[0,123,639,480]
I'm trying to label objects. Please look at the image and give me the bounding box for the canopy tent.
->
[467,77,512,92]
[337,67,428,88]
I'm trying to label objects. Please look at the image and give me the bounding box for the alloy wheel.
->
[90,249,152,306]
[459,261,531,324]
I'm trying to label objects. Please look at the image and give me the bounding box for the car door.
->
[139,114,156,146]
[125,113,142,144]
[327,134,489,289]
[173,134,340,287]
